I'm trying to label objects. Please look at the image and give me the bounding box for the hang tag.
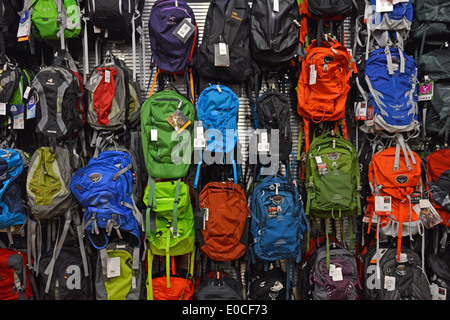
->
[355,101,367,121]
[309,65,317,85]
[27,91,37,119]
[17,11,31,41]
[151,129,158,141]
[23,86,32,100]
[273,0,279,12]
[166,109,191,133]
[107,257,121,278]
[9,104,24,129]
[384,275,396,291]
[375,196,391,215]
[416,199,443,229]
[194,138,206,149]
[104,70,111,83]
[317,162,329,175]
[366,105,374,126]
[330,265,343,282]
[0,103,6,116]
[93,26,102,34]
[418,81,434,101]
[214,43,230,66]
[376,0,394,12]
[430,283,447,300]
[315,156,323,164]
[173,18,195,44]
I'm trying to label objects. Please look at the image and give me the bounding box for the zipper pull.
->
[177,100,182,109]
[42,163,48,175]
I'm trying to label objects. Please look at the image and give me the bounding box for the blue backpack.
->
[70,151,143,250]
[361,46,420,137]
[249,174,309,298]
[194,84,240,187]
[0,149,27,230]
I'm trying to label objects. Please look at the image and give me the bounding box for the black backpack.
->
[197,0,253,83]
[247,267,290,300]
[250,0,300,72]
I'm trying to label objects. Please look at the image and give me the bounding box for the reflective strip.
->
[34,80,49,133]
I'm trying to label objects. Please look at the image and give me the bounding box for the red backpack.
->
[0,248,34,300]
[426,148,450,226]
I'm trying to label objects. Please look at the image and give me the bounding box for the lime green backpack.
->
[30,0,81,45]
[141,89,195,179]
[305,130,362,220]
[143,178,195,299]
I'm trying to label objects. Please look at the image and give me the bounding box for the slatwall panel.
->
[80,1,356,299]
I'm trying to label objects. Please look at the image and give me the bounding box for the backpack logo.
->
[327,152,339,161]
[46,78,55,85]
[89,173,102,183]
[396,264,407,276]
[396,175,409,184]
[323,55,334,64]
[231,11,242,21]
[271,195,284,205]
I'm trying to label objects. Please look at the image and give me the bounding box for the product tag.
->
[376,0,393,12]
[107,257,121,278]
[375,196,391,215]
[151,129,158,141]
[173,18,195,44]
[317,162,329,175]
[309,65,317,85]
[23,86,32,100]
[355,101,367,121]
[93,26,102,33]
[166,108,191,133]
[268,205,278,218]
[384,275,396,291]
[17,11,31,41]
[366,105,374,126]
[26,91,37,119]
[330,264,343,282]
[415,199,443,228]
[430,283,447,300]
[9,104,24,129]
[214,43,230,67]
[273,0,279,12]
[104,70,111,83]
[418,81,434,101]
[0,102,6,116]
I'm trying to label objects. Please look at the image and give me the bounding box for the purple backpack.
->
[148,0,198,74]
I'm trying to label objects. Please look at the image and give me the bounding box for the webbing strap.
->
[172,178,181,236]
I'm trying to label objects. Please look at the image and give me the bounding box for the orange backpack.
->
[297,36,356,151]
[197,181,249,262]
[364,139,423,262]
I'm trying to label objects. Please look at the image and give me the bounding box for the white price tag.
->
[384,275,396,291]
[151,129,158,141]
[219,42,227,56]
[107,257,121,278]
[273,0,279,12]
[0,103,6,116]
[105,70,111,83]
[309,65,317,85]
[375,196,391,214]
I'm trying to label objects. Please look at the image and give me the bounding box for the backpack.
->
[304,130,361,220]
[26,146,75,220]
[38,243,92,300]
[148,0,198,75]
[0,149,28,231]
[364,140,424,262]
[363,246,431,300]
[413,0,450,24]
[31,63,82,142]
[297,36,357,150]
[94,240,145,300]
[196,181,249,262]
[0,247,34,300]
[250,174,308,262]
[360,46,420,137]
[69,150,143,250]
[425,149,450,226]
[426,226,450,300]
[250,0,300,72]
[140,88,195,179]
[0,0,30,62]
[197,0,253,83]
[29,0,81,49]
[86,54,131,132]
[302,238,361,300]
[195,269,244,300]
[364,0,413,51]
[307,0,353,21]
[143,179,195,300]
[254,88,292,164]
[247,266,290,300]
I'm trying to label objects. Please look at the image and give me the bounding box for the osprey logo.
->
[89,173,102,183]
[323,55,334,64]
[271,195,284,205]
[396,175,408,184]
[388,104,403,111]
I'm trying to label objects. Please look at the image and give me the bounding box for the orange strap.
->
[149,70,160,97]
[397,203,405,261]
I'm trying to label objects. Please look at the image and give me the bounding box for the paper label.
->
[107,257,121,278]
[375,196,391,214]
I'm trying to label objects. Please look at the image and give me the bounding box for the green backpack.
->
[30,0,81,45]
[305,130,362,220]
[141,89,195,179]
[143,178,195,299]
